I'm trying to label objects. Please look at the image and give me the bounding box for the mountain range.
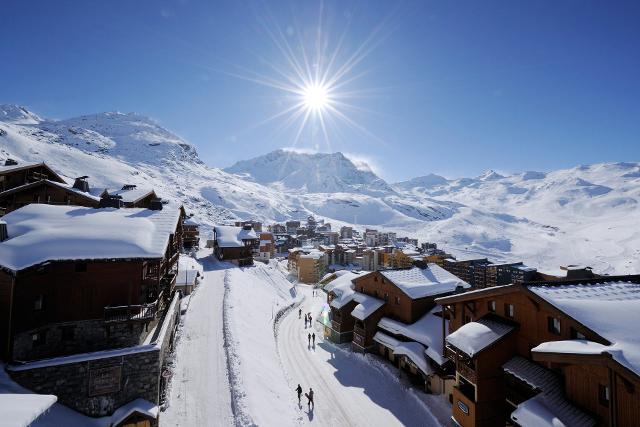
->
[1,103,639,275]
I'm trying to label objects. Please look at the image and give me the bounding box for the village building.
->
[182,216,200,249]
[436,274,640,427]
[257,232,276,261]
[442,257,490,287]
[322,265,469,394]
[175,268,199,296]
[340,226,353,239]
[234,220,262,233]
[0,176,102,213]
[0,203,184,422]
[285,220,300,234]
[99,185,158,209]
[268,223,286,234]
[213,225,258,266]
[296,250,328,283]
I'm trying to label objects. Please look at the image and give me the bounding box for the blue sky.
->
[1,0,639,181]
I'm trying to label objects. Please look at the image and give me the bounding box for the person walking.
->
[307,333,311,347]
[298,308,302,319]
[308,313,313,324]
[295,384,303,404]
[312,332,316,346]
[307,387,314,409]
[304,313,308,328]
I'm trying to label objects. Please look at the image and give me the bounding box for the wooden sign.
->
[88,365,122,396]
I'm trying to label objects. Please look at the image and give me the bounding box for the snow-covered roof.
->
[351,292,385,320]
[0,179,101,202]
[184,217,199,226]
[109,398,158,426]
[0,393,57,426]
[446,317,514,357]
[503,356,595,427]
[177,269,198,286]
[532,340,608,356]
[393,341,432,376]
[378,306,448,365]
[528,281,640,376]
[373,331,401,348]
[379,265,470,299]
[105,186,155,203]
[326,271,364,310]
[0,204,182,272]
[214,225,257,248]
[0,162,40,174]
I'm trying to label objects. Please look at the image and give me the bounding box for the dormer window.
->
[548,316,561,335]
[34,295,44,311]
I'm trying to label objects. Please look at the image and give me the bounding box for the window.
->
[384,293,389,302]
[360,286,364,292]
[374,276,378,282]
[599,384,610,407]
[548,317,561,335]
[382,278,386,284]
[488,300,496,312]
[464,315,471,324]
[61,325,75,341]
[75,262,87,272]
[570,327,586,340]
[374,290,379,298]
[395,296,401,305]
[505,303,514,318]
[32,331,46,348]
[33,295,44,311]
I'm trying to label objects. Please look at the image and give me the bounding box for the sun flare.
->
[302,83,330,112]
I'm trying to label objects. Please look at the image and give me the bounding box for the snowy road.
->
[278,285,442,426]
[162,253,233,426]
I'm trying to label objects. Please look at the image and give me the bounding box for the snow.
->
[446,317,514,357]
[380,265,470,299]
[391,341,433,376]
[176,269,198,286]
[0,161,40,173]
[351,293,385,320]
[511,394,569,427]
[0,394,57,427]
[532,340,608,355]
[324,271,363,309]
[278,284,444,426]
[214,225,257,248]
[378,306,448,366]
[0,204,181,271]
[528,281,640,376]
[109,399,157,427]
[104,186,155,203]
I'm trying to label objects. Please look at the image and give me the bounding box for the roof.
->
[104,187,156,204]
[435,284,517,304]
[528,281,640,377]
[351,292,385,320]
[0,204,182,271]
[532,340,608,356]
[373,332,432,376]
[176,269,198,286]
[214,225,257,248]
[325,271,363,310]
[0,393,57,426]
[505,356,595,427]
[109,398,158,426]
[378,306,448,365]
[184,217,199,226]
[379,265,470,299]
[0,162,65,183]
[446,317,514,357]
[0,179,101,202]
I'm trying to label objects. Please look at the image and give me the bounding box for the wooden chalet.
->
[213,225,258,266]
[182,216,200,249]
[0,160,65,192]
[436,275,640,427]
[100,185,158,208]
[0,203,184,363]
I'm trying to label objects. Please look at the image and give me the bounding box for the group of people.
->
[295,384,314,409]
[300,308,313,327]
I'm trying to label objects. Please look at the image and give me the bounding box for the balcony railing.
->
[104,300,158,323]
[354,325,365,337]
[457,360,478,383]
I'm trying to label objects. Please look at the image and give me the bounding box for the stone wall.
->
[12,318,157,361]
[7,294,181,418]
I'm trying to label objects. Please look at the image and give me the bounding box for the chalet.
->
[213,225,258,266]
[182,216,200,249]
[0,203,184,420]
[0,160,65,192]
[176,268,199,296]
[234,220,262,233]
[323,266,469,392]
[436,275,640,427]
[100,185,158,209]
[0,176,101,213]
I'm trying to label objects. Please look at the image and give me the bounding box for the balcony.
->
[104,300,158,323]
[457,360,478,383]
[354,325,365,337]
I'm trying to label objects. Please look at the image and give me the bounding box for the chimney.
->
[149,198,163,210]
[72,176,90,193]
[0,221,8,242]
[99,195,123,208]
[121,184,137,191]
[4,159,18,166]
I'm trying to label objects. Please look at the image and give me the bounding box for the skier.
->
[308,333,311,346]
[295,384,303,404]
[299,308,302,319]
[306,387,314,409]
[312,332,316,346]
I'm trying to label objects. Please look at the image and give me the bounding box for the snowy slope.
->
[0,104,638,274]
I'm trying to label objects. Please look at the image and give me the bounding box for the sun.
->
[302,83,330,112]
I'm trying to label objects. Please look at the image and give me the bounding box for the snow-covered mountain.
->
[0,104,638,275]
[225,149,393,195]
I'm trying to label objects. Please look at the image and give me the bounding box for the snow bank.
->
[0,394,57,426]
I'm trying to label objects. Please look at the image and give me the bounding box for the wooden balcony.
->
[104,300,158,323]
[457,360,478,383]
[354,325,366,337]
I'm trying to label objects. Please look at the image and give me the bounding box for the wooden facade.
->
[0,180,100,213]
[0,162,65,192]
[437,276,640,427]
